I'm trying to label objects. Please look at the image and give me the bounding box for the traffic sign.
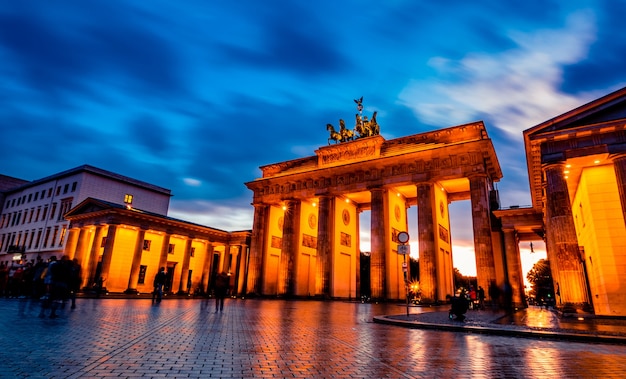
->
[398,244,410,255]
[397,231,409,244]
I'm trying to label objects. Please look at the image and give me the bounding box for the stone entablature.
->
[315,136,385,168]
[248,122,502,204]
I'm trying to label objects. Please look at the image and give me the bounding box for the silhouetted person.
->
[40,255,69,318]
[214,272,230,312]
[477,286,485,310]
[68,258,82,309]
[153,267,166,304]
[489,281,500,312]
[502,280,513,314]
[448,292,469,321]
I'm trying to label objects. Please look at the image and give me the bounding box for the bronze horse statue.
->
[328,120,354,144]
[355,111,379,138]
[339,119,354,142]
[327,123,342,144]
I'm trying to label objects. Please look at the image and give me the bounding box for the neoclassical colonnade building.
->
[510,86,626,316]
[63,198,251,295]
[245,121,505,302]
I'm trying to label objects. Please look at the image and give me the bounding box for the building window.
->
[143,240,151,251]
[138,265,147,284]
[34,192,38,201]
[59,199,73,221]
[42,206,48,220]
[190,247,195,257]
[35,229,42,248]
[28,194,32,203]
[59,225,67,246]
[124,194,133,206]
[43,227,51,248]
[63,184,69,194]
[71,182,77,192]
[51,226,59,247]
[28,230,35,249]
[56,186,61,196]
[50,203,57,220]
[47,188,52,198]
[168,244,175,254]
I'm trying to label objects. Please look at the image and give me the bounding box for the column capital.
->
[610,151,626,161]
[542,161,567,170]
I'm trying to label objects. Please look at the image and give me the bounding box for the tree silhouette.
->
[526,258,555,304]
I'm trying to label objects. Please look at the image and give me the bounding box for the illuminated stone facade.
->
[516,86,626,316]
[246,122,503,301]
[63,198,250,295]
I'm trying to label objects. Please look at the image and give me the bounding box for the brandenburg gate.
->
[245,108,503,302]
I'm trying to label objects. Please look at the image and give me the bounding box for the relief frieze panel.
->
[302,234,317,248]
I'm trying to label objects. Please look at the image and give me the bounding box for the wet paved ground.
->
[1,297,626,378]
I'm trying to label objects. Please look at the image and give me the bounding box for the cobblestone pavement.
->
[1,297,626,378]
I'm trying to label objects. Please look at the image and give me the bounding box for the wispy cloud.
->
[399,10,599,137]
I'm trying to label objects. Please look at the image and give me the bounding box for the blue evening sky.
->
[2,1,624,276]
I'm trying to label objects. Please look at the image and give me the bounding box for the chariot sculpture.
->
[326,97,380,144]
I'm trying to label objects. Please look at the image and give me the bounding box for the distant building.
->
[0,165,171,264]
[0,165,250,295]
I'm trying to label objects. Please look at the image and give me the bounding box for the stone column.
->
[417,183,436,303]
[469,175,497,294]
[316,196,333,297]
[85,225,105,288]
[370,188,387,300]
[612,154,626,226]
[247,204,268,295]
[222,244,232,273]
[99,224,118,287]
[237,244,249,296]
[178,237,194,294]
[544,162,588,306]
[73,227,90,267]
[355,209,362,299]
[503,228,526,308]
[201,242,214,294]
[63,227,80,260]
[125,228,147,294]
[158,232,172,272]
[280,200,300,297]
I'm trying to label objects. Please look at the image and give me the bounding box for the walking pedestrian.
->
[68,258,82,309]
[214,271,230,312]
[152,267,166,304]
[477,286,485,310]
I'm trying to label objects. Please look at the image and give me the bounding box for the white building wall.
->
[0,166,171,264]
